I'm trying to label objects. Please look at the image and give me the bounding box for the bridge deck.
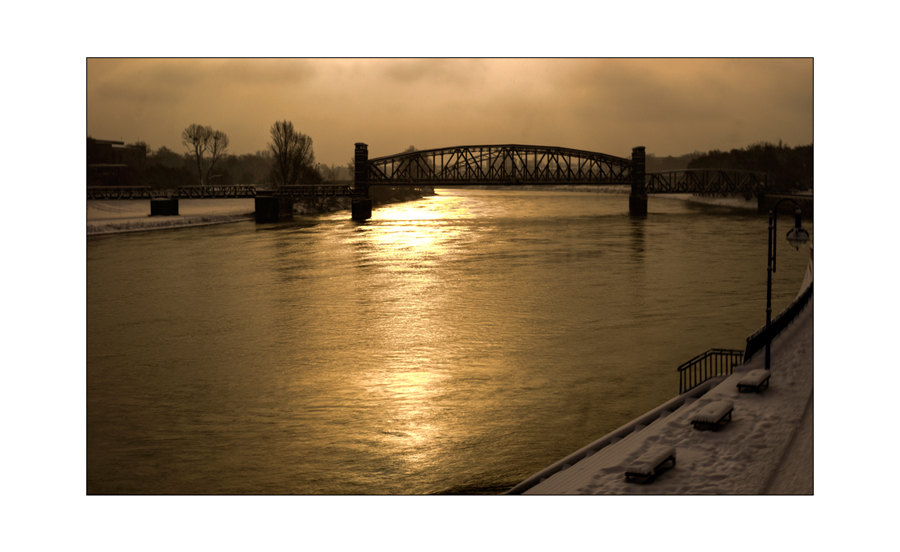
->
[87,185,356,200]
[645,169,769,195]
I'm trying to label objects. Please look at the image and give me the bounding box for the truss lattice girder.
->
[87,187,156,200]
[174,185,258,199]
[645,170,770,195]
[87,185,354,200]
[366,144,634,185]
[274,185,355,198]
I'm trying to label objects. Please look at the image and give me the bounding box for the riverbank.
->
[511,253,813,494]
[86,187,436,235]
[452,185,771,212]
[87,199,256,235]
[656,193,757,210]
[86,189,780,236]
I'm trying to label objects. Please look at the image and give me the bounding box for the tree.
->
[206,130,229,184]
[267,120,316,188]
[149,145,189,169]
[398,145,433,180]
[181,124,229,185]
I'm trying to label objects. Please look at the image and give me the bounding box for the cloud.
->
[379,58,488,86]
[87,58,813,165]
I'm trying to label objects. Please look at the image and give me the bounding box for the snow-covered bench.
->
[691,400,734,431]
[737,369,771,393]
[624,445,676,484]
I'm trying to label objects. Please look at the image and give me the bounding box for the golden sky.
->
[87,58,812,166]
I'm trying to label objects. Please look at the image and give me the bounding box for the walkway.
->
[520,297,813,494]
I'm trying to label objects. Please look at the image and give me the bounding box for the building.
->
[87,137,147,186]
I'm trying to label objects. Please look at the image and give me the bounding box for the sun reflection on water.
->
[350,195,472,474]
[358,366,452,469]
[364,196,469,255]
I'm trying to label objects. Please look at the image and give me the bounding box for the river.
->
[86,189,811,494]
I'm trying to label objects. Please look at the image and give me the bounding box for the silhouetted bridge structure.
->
[86,143,773,221]
[87,185,354,201]
[352,143,771,220]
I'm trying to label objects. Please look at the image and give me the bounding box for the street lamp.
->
[765,199,811,371]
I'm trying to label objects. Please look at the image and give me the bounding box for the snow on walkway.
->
[522,296,813,495]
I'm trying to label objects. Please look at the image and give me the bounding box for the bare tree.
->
[206,130,229,184]
[267,120,316,188]
[181,124,229,185]
[182,124,209,184]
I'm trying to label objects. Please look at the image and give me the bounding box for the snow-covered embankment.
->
[87,199,256,235]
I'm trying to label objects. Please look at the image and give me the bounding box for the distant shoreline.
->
[87,213,255,236]
[86,188,785,236]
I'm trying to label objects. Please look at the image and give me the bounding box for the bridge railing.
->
[273,185,355,198]
[87,184,355,200]
[174,185,257,198]
[646,169,770,196]
[87,186,156,200]
[677,348,745,394]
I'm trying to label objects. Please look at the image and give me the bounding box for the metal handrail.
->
[745,282,813,362]
[677,348,745,394]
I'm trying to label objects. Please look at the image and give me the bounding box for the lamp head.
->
[785,208,810,250]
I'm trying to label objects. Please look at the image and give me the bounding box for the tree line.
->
[122,133,812,194]
[685,141,813,193]
[128,121,354,190]
[645,142,813,193]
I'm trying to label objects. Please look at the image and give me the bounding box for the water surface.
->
[86,190,811,494]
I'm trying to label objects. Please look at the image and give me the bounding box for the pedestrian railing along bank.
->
[677,348,745,394]
[744,282,813,362]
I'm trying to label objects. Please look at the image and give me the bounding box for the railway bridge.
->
[350,143,770,220]
[86,143,773,222]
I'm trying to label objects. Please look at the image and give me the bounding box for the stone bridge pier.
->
[352,142,372,221]
[254,192,294,223]
[629,146,647,216]
[150,198,179,216]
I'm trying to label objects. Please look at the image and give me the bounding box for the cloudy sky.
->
[87,58,812,166]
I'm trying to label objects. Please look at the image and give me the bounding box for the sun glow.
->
[337,193,481,472]
[364,197,467,255]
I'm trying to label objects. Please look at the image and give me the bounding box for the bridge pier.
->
[254,194,294,223]
[352,198,372,221]
[629,146,647,216]
[352,142,372,221]
[150,198,179,216]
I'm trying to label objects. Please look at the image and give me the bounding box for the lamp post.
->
[765,199,811,371]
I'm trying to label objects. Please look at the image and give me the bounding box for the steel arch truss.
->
[645,170,770,195]
[366,144,634,186]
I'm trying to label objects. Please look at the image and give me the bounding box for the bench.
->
[624,445,676,484]
[737,369,771,393]
[691,400,734,431]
